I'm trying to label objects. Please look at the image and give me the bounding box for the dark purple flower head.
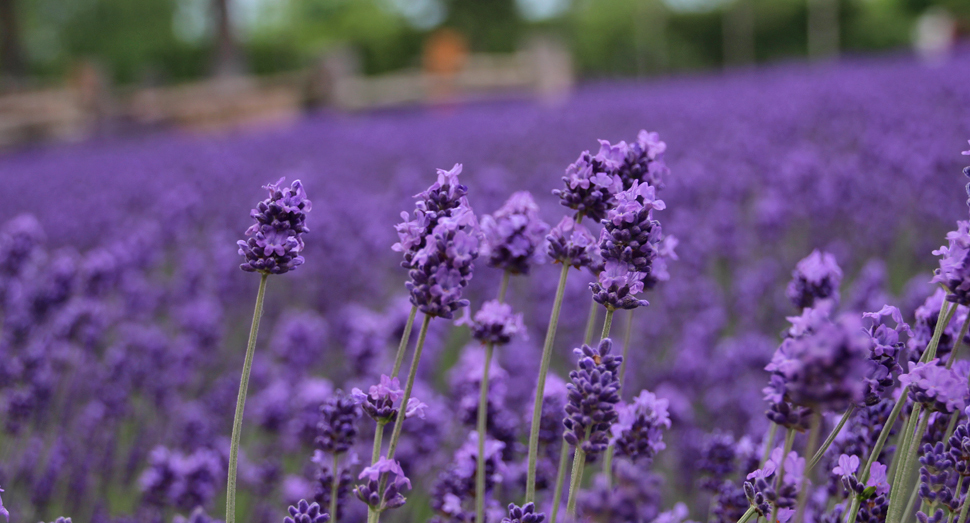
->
[393,164,469,265]
[546,216,597,269]
[611,389,670,464]
[932,221,970,306]
[351,375,426,424]
[458,300,524,346]
[404,204,480,319]
[237,178,311,275]
[948,407,970,476]
[743,448,803,519]
[764,309,871,414]
[353,456,411,512]
[316,390,361,454]
[553,140,625,221]
[480,191,549,275]
[861,305,911,404]
[786,250,843,309]
[502,503,545,523]
[909,289,969,364]
[899,360,967,413]
[271,311,328,370]
[616,130,670,191]
[590,261,650,311]
[42,519,72,523]
[918,442,959,512]
[564,338,623,456]
[599,181,668,276]
[284,499,330,523]
[138,445,223,512]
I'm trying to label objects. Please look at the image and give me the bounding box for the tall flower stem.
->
[599,307,616,486]
[794,412,822,523]
[769,428,796,523]
[385,313,432,461]
[807,405,855,472]
[566,427,592,518]
[475,341,495,523]
[367,422,386,523]
[226,273,269,523]
[761,423,779,466]
[391,306,418,378]
[889,409,930,523]
[617,309,635,390]
[331,453,341,523]
[549,444,571,523]
[583,300,598,347]
[601,308,615,340]
[946,311,970,370]
[525,263,572,503]
[475,271,510,523]
[959,489,970,523]
[948,476,965,523]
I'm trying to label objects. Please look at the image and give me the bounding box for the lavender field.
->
[2,48,970,523]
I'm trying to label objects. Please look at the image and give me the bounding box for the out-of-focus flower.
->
[786,250,842,309]
[899,360,967,413]
[611,389,671,464]
[933,221,970,305]
[616,130,670,191]
[458,300,525,346]
[316,390,361,454]
[480,191,549,275]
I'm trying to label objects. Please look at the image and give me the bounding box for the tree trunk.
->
[212,0,243,77]
[0,0,26,78]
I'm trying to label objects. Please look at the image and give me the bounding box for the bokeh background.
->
[3,1,970,523]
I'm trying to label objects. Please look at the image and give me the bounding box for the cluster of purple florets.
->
[462,300,524,346]
[481,192,549,275]
[237,178,312,274]
[563,338,623,455]
[786,250,842,309]
[316,390,361,454]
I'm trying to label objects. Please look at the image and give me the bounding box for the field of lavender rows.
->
[1,48,970,523]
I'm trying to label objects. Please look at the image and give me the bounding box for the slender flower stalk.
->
[549,444,571,523]
[331,453,340,523]
[793,412,822,523]
[584,301,598,346]
[945,311,970,369]
[566,427,592,517]
[768,428,796,523]
[617,310,635,391]
[888,410,930,523]
[525,263,571,502]
[226,273,268,523]
[366,423,386,523]
[762,423,779,466]
[601,309,615,340]
[807,405,855,472]
[391,306,417,378]
[385,314,432,461]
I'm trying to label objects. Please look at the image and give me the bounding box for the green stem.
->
[761,423,779,466]
[889,410,930,523]
[926,301,956,362]
[737,506,758,523]
[902,480,921,523]
[391,306,418,378]
[565,442,589,518]
[385,313,432,461]
[808,405,855,472]
[794,412,823,523]
[550,443,571,523]
[475,342,495,523]
[498,271,510,302]
[331,453,341,522]
[604,446,615,489]
[769,429,796,523]
[525,263,571,503]
[584,299,598,345]
[601,308,615,340]
[226,273,269,523]
[617,309,635,390]
[958,487,970,523]
[367,422,386,523]
[947,310,970,370]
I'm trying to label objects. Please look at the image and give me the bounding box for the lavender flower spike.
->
[932,221,970,306]
[285,499,331,523]
[589,261,650,311]
[502,503,546,523]
[611,389,671,464]
[786,249,842,309]
[899,360,967,413]
[354,456,412,512]
[459,300,525,346]
[546,216,597,269]
[405,205,480,319]
[317,390,361,455]
[352,375,427,424]
[480,191,549,275]
[553,140,625,221]
[564,338,623,456]
[237,178,311,275]
[600,180,667,274]
[616,130,670,191]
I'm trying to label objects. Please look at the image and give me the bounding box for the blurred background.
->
[0,0,968,148]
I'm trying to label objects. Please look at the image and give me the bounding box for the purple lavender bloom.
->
[743,448,803,518]
[271,311,328,370]
[502,502,545,523]
[764,309,871,416]
[459,300,525,346]
[429,433,506,522]
[351,375,426,424]
[353,456,411,512]
[564,338,623,456]
[392,164,469,268]
[41,519,72,523]
[577,459,662,523]
[138,446,223,512]
[237,178,312,274]
[284,499,330,523]
[862,305,911,405]
[932,221,970,305]
[553,140,625,221]
[480,191,549,275]
[616,130,670,191]
[404,206,480,319]
[0,486,7,522]
[546,216,597,269]
[599,181,667,274]
[316,390,361,455]
[899,360,967,413]
[311,450,353,520]
[918,442,959,512]
[786,250,843,309]
[0,214,45,277]
[949,407,970,476]
[589,261,650,311]
[611,389,671,464]
[909,289,969,364]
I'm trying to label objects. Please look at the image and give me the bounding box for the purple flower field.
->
[2,47,970,523]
